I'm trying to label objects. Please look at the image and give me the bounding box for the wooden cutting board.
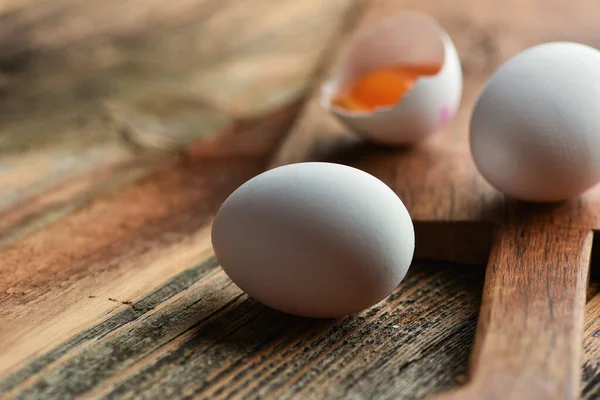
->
[272,0,600,398]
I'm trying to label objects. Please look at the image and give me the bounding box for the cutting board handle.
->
[435,221,592,400]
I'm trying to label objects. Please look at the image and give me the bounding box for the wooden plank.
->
[582,293,600,399]
[0,262,484,399]
[441,222,592,399]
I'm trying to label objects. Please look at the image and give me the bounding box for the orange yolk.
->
[331,64,442,112]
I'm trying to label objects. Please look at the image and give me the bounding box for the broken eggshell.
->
[320,12,462,145]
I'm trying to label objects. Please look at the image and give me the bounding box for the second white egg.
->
[471,42,600,202]
[211,162,415,318]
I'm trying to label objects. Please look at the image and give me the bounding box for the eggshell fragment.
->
[471,42,600,202]
[211,162,415,318]
[321,12,462,145]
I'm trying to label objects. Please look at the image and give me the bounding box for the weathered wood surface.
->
[440,220,593,399]
[1,258,484,399]
[1,0,600,399]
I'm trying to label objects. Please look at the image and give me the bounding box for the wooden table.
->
[1,1,599,399]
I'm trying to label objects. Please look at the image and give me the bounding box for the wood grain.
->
[582,293,600,399]
[0,261,484,399]
[1,0,600,399]
[440,221,592,400]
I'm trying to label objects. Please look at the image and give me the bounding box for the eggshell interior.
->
[321,12,462,145]
[332,16,445,95]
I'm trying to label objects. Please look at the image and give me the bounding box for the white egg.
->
[321,12,462,145]
[471,42,600,202]
[211,162,415,318]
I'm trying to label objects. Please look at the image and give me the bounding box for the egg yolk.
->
[331,64,442,112]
